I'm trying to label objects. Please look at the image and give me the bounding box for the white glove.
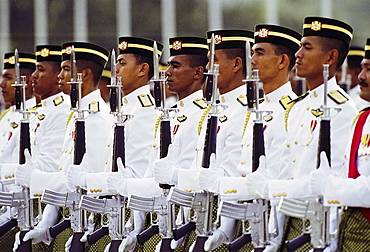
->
[153,156,178,185]
[196,154,223,192]
[309,152,331,196]
[15,149,34,187]
[246,155,270,199]
[107,158,131,194]
[66,153,89,188]
[170,236,186,250]
[118,210,145,252]
[189,228,227,251]
[13,226,49,251]
[65,217,95,251]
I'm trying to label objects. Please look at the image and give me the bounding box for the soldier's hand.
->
[66,153,89,188]
[309,151,331,196]
[15,149,34,187]
[246,155,270,198]
[106,160,131,194]
[197,153,223,192]
[153,153,178,185]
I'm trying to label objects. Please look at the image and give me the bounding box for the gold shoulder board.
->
[279,96,292,110]
[328,90,348,104]
[53,96,64,106]
[138,94,154,107]
[193,98,207,109]
[88,101,100,113]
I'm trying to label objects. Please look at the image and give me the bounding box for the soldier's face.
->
[166,55,196,98]
[295,36,329,79]
[57,60,71,94]
[0,69,16,103]
[207,49,234,93]
[32,61,60,99]
[116,54,141,92]
[358,59,370,102]
[251,43,280,83]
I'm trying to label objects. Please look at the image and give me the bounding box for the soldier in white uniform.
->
[0,53,36,165]
[197,25,302,251]
[246,17,358,251]
[309,38,370,252]
[65,37,163,251]
[111,36,208,251]
[13,42,112,250]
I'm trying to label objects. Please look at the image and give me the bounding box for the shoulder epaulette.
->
[284,93,308,131]
[327,90,349,104]
[137,94,154,107]
[259,98,264,104]
[279,96,292,110]
[237,95,248,106]
[0,108,10,121]
[27,103,42,112]
[88,101,100,113]
[193,98,207,109]
[10,122,19,129]
[53,96,64,106]
[37,114,46,120]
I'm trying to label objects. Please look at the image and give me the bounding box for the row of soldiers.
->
[0,15,369,252]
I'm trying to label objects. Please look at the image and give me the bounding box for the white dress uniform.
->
[267,77,357,203]
[122,90,206,197]
[178,85,246,191]
[28,92,70,172]
[84,85,159,195]
[322,111,370,208]
[28,89,113,196]
[347,85,369,111]
[0,98,36,164]
[219,82,297,201]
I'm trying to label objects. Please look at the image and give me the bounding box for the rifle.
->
[46,48,89,250]
[278,64,338,251]
[221,63,271,251]
[82,49,133,250]
[131,42,177,251]
[0,50,41,251]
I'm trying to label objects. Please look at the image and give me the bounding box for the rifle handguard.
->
[0,218,17,237]
[228,233,251,252]
[16,230,32,252]
[173,222,196,241]
[79,195,106,214]
[168,188,194,208]
[49,220,71,238]
[87,226,109,245]
[192,236,208,252]
[285,233,311,252]
[41,189,68,207]
[127,195,154,212]
[277,197,309,219]
[137,225,159,245]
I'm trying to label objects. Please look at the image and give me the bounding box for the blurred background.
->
[1,0,369,64]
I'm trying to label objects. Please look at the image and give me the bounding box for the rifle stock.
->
[192,236,208,252]
[173,221,196,240]
[16,230,32,252]
[137,225,159,245]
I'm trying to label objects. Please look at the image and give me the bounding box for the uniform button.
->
[241,174,246,177]
[59,167,63,171]
[286,144,290,147]
[107,144,110,147]
[195,147,199,151]
[105,161,108,165]
[240,160,245,165]
[294,141,298,145]
[282,193,287,196]
[277,193,282,197]
[366,157,369,160]
[292,159,296,163]
[300,123,304,127]
[152,144,157,148]
[306,142,310,146]
[306,107,309,111]
[272,193,277,197]
[68,151,72,154]
[245,143,250,147]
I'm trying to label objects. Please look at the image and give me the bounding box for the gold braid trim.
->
[284,101,297,132]
[241,111,252,138]
[66,111,75,127]
[352,111,365,127]
[153,116,161,139]
[0,108,10,121]
[197,106,212,135]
